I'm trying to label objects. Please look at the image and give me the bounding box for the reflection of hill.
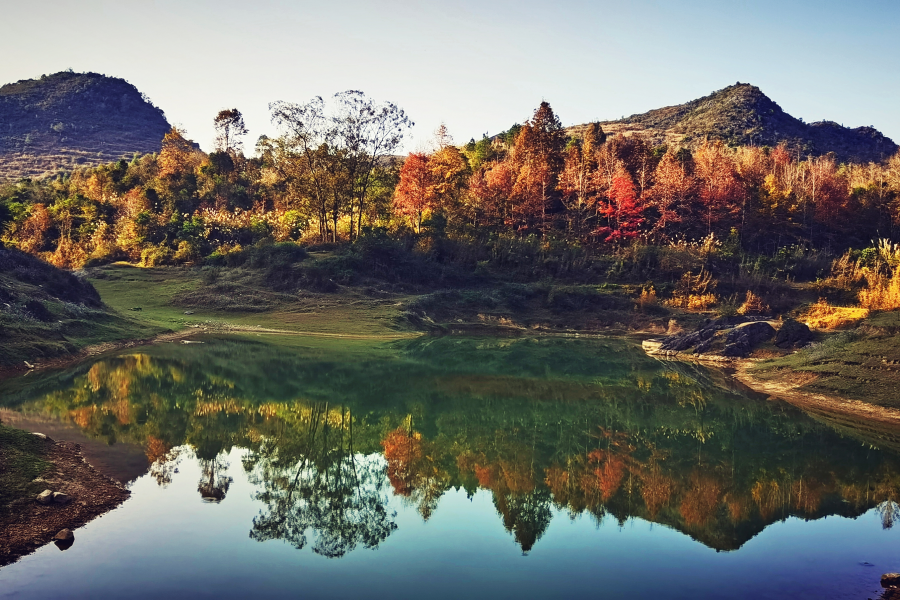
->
[1,335,899,554]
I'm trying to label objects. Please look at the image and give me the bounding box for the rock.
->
[52,492,71,504]
[36,490,54,504]
[183,310,195,315]
[129,306,142,311]
[727,321,776,346]
[53,528,75,551]
[31,432,50,441]
[775,318,813,348]
[883,573,900,588]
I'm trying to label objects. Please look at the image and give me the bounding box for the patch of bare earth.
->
[0,439,130,567]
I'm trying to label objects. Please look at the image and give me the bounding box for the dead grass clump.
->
[666,268,718,310]
[737,290,769,315]
[638,286,657,308]
[800,299,869,330]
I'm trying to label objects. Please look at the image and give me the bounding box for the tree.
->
[648,149,693,241]
[596,166,645,244]
[693,140,743,235]
[271,91,411,241]
[213,109,248,154]
[158,127,201,179]
[558,123,604,238]
[429,145,469,219]
[510,102,566,231]
[393,152,435,233]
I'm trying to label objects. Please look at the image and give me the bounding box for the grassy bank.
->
[750,312,900,410]
[0,246,165,369]
[0,423,50,517]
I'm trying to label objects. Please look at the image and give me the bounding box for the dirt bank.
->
[0,436,131,567]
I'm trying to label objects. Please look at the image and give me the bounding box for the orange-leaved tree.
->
[393,152,435,233]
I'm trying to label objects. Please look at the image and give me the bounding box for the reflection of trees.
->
[245,404,396,558]
[198,455,233,503]
[382,422,451,520]
[9,337,900,555]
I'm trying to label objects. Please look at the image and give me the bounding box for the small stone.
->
[184,310,195,315]
[36,490,53,504]
[31,432,48,440]
[53,529,74,542]
[883,573,900,588]
[52,492,71,504]
[53,529,75,551]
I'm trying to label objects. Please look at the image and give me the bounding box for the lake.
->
[1,334,898,599]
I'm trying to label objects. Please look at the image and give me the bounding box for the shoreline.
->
[733,362,900,428]
[0,324,422,382]
[0,437,131,567]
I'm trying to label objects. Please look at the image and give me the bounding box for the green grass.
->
[88,263,416,338]
[0,255,165,367]
[751,312,900,409]
[0,424,51,516]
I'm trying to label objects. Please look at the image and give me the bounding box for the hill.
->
[567,83,897,163]
[0,245,158,369]
[0,71,171,180]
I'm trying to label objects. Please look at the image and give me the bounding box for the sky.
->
[1,0,898,153]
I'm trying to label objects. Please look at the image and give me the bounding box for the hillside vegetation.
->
[0,71,170,180]
[0,245,160,368]
[568,83,897,164]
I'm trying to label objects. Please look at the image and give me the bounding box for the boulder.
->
[883,573,900,588]
[775,318,813,348]
[52,492,71,504]
[36,490,54,504]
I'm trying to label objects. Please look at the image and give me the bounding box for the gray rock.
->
[36,490,54,504]
[726,321,776,346]
[31,432,48,440]
[775,318,813,348]
[883,573,900,588]
[53,529,74,542]
[52,492,71,504]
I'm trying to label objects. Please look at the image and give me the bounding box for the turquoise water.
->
[1,334,898,599]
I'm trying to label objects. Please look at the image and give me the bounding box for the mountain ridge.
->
[567,83,897,163]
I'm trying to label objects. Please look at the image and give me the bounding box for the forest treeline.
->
[2,92,900,272]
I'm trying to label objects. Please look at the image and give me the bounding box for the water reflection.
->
[2,335,900,556]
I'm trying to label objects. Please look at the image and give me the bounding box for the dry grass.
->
[800,299,869,330]
[665,268,718,310]
[859,269,900,310]
[737,290,769,315]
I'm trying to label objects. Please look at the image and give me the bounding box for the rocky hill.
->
[0,71,171,180]
[568,83,897,164]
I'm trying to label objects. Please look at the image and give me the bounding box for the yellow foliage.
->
[666,293,718,310]
[737,290,769,315]
[639,286,657,307]
[800,299,869,330]
[859,269,900,310]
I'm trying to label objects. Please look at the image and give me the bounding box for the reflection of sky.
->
[1,449,896,600]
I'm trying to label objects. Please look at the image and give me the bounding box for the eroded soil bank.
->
[0,435,131,567]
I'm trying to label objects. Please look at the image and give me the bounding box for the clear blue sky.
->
[2,0,897,152]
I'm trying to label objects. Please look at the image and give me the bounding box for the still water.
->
[1,334,898,599]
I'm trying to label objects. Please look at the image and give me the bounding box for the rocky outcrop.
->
[643,316,810,360]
